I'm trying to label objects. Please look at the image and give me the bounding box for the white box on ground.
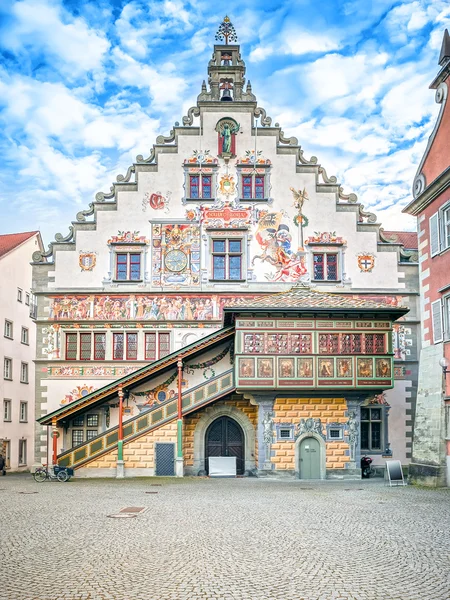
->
[209,456,237,477]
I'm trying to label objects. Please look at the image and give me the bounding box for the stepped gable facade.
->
[32,18,419,478]
[404,29,450,486]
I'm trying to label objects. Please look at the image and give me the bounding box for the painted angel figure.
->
[221,122,240,153]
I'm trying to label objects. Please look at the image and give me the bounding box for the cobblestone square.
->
[1,475,449,600]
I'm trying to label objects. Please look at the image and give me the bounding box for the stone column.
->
[253,394,276,473]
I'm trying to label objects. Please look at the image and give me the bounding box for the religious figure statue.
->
[262,411,274,446]
[220,122,240,154]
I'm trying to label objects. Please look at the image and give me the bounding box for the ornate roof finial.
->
[215,15,238,45]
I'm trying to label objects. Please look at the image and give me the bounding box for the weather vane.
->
[215,16,238,45]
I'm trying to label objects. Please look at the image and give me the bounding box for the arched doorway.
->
[205,416,245,475]
[299,436,321,479]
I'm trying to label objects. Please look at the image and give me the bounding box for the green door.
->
[299,437,320,479]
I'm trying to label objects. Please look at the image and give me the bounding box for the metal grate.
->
[155,443,175,476]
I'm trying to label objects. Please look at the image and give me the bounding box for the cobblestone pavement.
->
[1,475,449,600]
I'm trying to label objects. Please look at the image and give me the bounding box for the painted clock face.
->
[164,249,188,272]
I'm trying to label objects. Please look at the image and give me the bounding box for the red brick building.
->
[404,29,450,486]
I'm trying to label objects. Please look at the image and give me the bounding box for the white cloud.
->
[2,0,109,77]
[283,29,343,56]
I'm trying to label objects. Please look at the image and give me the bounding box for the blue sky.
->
[0,0,448,246]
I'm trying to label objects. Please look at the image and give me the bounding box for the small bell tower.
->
[197,16,256,103]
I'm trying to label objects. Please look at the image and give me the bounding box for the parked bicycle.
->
[33,465,73,483]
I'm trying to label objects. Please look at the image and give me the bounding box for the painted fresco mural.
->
[61,385,96,406]
[253,210,308,282]
[152,223,201,287]
[49,294,261,321]
[142,191,171,213]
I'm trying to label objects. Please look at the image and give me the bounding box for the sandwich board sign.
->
[385,460,406,486]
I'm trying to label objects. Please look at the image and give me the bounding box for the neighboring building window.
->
[3,399,11,422]
[145,332,171,360]
[80,333,92,361]
[212,239,242,280]
[113,333,125,360]
[25,293,30,306]
[21,327,29,345]
[4,320,13,339]
[94,333,106,360]
[66,333,78,360]
[20,362,29,383]
[431,299,443,343]
[18,439,27,465]
[430,204,450,256]
[189,175,212,199]
[313,253,338,281]
[241,174,265,199]
[126,332,138,360]
[361,407,383,451]
[115,253,141,281]
[20,402,28,422]
[4,358,12,380]
[17,288,23,302]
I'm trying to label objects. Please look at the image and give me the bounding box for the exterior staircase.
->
[57,369,235,469]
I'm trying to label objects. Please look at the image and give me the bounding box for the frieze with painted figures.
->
[48,365,141,378]
[48,294,263,321]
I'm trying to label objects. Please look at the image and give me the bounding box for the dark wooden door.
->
[205,416,245,475]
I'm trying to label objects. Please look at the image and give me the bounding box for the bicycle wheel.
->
[57,470,69,482]
[33,468,47,483]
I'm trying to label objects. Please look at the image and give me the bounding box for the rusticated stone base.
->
[408,462,447,487]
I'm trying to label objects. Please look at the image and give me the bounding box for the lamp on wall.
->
[439,357,449,377]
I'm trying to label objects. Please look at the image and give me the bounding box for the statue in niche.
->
[220,122,240,153]
[263,411,274,446]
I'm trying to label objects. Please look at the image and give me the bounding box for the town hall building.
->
[32,18,419,479]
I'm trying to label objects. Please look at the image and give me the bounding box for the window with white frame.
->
[4,320,13,339]
[4,358,12,380]
[211,238,243,280]
[3,399,11,422]
[17,288,22,302]
[21,327,29,345]
[20,362,29,384]
[18,439,27,465]
[19,402,28,422]
[115,252,142,281]
[430,202,450,256]
[431,299,443,343]
[145,332,171,361]
[312,253,339,281]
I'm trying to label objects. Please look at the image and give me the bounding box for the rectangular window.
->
[17,288,22,302]
[94,333,106,360]
[313,253,339,281]
[66,333,78,360]
[86,414,99,427]
[72,415,84,427]
[145,332,157,361]
[116,253,141,281]
[21,327,29,345]
[212,239,242,280]
[4,320,13,339]
[431,299,443,343]
[361,407,383,451]
[20,402,28,422]
[126,332,138,360]
[113,333,124,360]
[18,440,27,465]
[72,430,84,447]
[241,174,265,199]
[79,333,92,361]
[190,175,213,199]
[3,399,11,422]
[86,430,98,441]
[159,333,171,358]
[25,293,30,306]
[4,358,12,380]
[20,362,29,383]
[443,207,450,250]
